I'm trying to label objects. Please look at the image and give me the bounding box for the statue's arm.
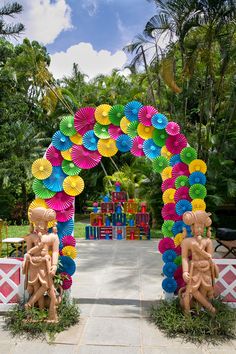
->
[181,238,190,283]
[50,234,59,276]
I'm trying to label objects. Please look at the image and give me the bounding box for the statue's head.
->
[29,207,56,233]
[183,211,212,238]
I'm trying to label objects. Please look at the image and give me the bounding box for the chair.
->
[0,219,26,257]
[215,228,236,258]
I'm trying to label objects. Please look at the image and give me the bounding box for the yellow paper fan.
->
[162,188,176,204]
[97,138,118,157]
[95,104,112,125]
[61,148,72,161]
[137,123,154,140]
[70,132,83,145]
[31,158,52,180]
[161,166,172,181]
[161,146,173,160]
[191,199,206,211]
[174,233,183,246]
[28,198,55,228]
[62,245,77,259]
[189,159,207,174]
[63,175,84,196]
[120,116,130,133]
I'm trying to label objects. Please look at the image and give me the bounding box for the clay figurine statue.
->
[22,207,61,322]
[179,210,219,315]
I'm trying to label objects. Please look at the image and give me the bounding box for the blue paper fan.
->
[57,218,74,239]
[175,199,192,216]
[162,249,177,263]
[172,221,184,235]
[52,131,73,151]
[43,166,67,192]
[162,277,177,293]
[170,154,181,166]
[116,134,133,152]
[58,256,76,276]
[82,130,98,151]
[151,113,168,129]
[124,101,143,122]
[163,262,177,277]
[189,171,206,186]
[143,139,161,159]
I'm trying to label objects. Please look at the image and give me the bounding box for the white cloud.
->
[18,0,72,45]
[81,0,98,16]
[49,42,127,80]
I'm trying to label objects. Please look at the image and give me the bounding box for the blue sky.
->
[16,0,156,79]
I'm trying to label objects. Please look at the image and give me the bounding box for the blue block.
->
[112,213,126,226]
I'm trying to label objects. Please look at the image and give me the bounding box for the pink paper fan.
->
[46,191,74,211]
[72,145,101,169]
[158,237,175,254]
[166,134,188,154]
[60,272,72,290]
[56,205,74,222]
[131,136,144,157]
[62,235,76,247]
[176,278,185,290]
[161,203,182,221]
[174,245,182,256]
[108,124,123,139]
[74,107,96,136]
[138,105,158,126]
[174,186,191,202]
[165,122,180,136]
[161,177,176,192]
[46,146,63,166]
[174,266,183,279]
[172,162,190,179]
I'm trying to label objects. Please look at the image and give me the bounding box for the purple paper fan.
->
[72,145,101,170]
[165,122,180,136]
[166,134,188,154]
[130,136,145,157]
[174,186,191,202]
[46,191,74,211]
[138,105,158,126]
[161,177,176,192]
[172,162,190,179]
[74,107,96,136]
[108,124,123,139]
[46,146,63,166]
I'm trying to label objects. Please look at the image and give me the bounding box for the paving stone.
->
[91,299,141,318]
[53,321,85,345]
[143,347,205,354]
[12,341,77,354]
[76,345,141,354]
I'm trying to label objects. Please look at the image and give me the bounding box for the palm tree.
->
[0,2,24,38]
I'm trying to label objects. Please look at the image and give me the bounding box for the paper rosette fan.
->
[94,123,110,139]
[108,124,123,139]
[95,104,111,125]
[130,136,145,157]
[172,221,185,235]
[82,130,98,151]
[174,186,190,202]
[161,203,181,221]
[161,220,175,237]
[189,171,206,186]
[162,249,177,263]
[108,104,124,126]
[28,198,48,213]
[60,115,77,137]
[63,175,84,196]
[174,233,183,246]
[152,156,169,173]
[124,100,143,122]
[46,191,74,211]
[56,205,74,222]
[163,188,176,204]
[138,105,157,126]
[61,148,72,161]
[32,158,52,180]
[189,184,207,199]
[70,132,83,145]
[175,199,192,216]
[62,245,77,259]
[166,134,188,154]
[163,262,177,277]
[32,179,56,199]
[174,255,182,266]
[72,145,101,169]
[46,146,63,167]
[57,219,74,239]
[189,159,207,174]
[62,235,76,247]
[162,277,177,293]
[161,177,175,192]
[62,160,81,176]
[158,237,175,254]
[170,154,181,166]
[172,162,190,179]
[137,123,154,140]
[97,138,118,157]
[152,129,168,147]
[127,121,139,138]
[43,166,66,192]
[120,116,130,134]
[191,199,206,211]
[143,139,161,159]
[175,175,189,189]
[74,107,96,135]
[161,146,173,160]
[180,147,197,164]
[165,121,180,136]
[116,134,133,153]
[151,113,168,130]
[58,255,76,276]
[60,272,72,290]
[52,131,73,151]
[161,166,172,181]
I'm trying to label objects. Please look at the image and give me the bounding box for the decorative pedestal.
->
[99,227,113,240]
[126,227,140,240]
[85,226,100,240]
[135,213,150,227]
[214,258,236,308]
[90,213,105,226]
[100,202,114,214]
[112,191,127,202]
[112,226,126,240]
[112,213,126,226]
[124,201,138,214]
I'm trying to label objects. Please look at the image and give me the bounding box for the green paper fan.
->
[152,129,168,147]
[180,147,197,164]
[153,156,169,173]
[175,176,189,189]
[32,179,56,199]
[94,122,110,139]
[60,115,77,136]
[108,104,124,126]
[174,255,182,266]
[62,160,81,176]
[189,184,207,199]
[127,121,139,138]
[161,220,175,237]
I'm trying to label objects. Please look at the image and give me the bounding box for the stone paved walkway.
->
[0,239,236,354]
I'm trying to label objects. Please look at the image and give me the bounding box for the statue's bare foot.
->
[24,303,32,310]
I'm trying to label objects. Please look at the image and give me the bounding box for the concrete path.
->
[0,239,236,354]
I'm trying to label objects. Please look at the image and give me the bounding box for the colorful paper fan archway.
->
[29,101,208,294]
